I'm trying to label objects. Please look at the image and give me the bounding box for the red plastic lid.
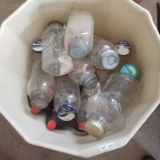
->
[47,120,57,130]
[31,107,41,114]
[78,123,85,130]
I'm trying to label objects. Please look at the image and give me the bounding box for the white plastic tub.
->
[0,0,160,158]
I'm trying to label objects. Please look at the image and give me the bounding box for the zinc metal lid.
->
[85,120,105,139]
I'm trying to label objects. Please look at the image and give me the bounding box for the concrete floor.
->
[0,0,160,160]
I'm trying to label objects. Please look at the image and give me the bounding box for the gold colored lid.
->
[85,120,105,139]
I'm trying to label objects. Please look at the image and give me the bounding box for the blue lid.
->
[115,41,131,56]
[121,63,139,78]
[58,104,76,121]
[32,39,42,53]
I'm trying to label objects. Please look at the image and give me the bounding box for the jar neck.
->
[47,23,64,37]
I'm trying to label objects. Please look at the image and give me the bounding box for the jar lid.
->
[85,120,105,139]
[68,40,88,59]
[83,74,99,89]
[78,123,85,130]
[58,104,76,121]
[115,41,131,56]
[30,92,49,109]
[32,39,42,53]
[47,120,57,130]
[100,50,119,70]
[31,107,41,114]
[121,63,138,78]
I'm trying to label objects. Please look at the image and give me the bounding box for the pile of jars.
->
[28,8,140,139]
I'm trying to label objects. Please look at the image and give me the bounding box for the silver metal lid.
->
[68,40,88,59]
[100,50,119,70]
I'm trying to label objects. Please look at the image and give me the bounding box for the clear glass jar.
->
[69,60,99,89]
[65,8,94,59]
[85,35,120,70]
[78,73,140,139]
[42,20,73,76]
[27,59,56,110]
[54,76,81,121]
